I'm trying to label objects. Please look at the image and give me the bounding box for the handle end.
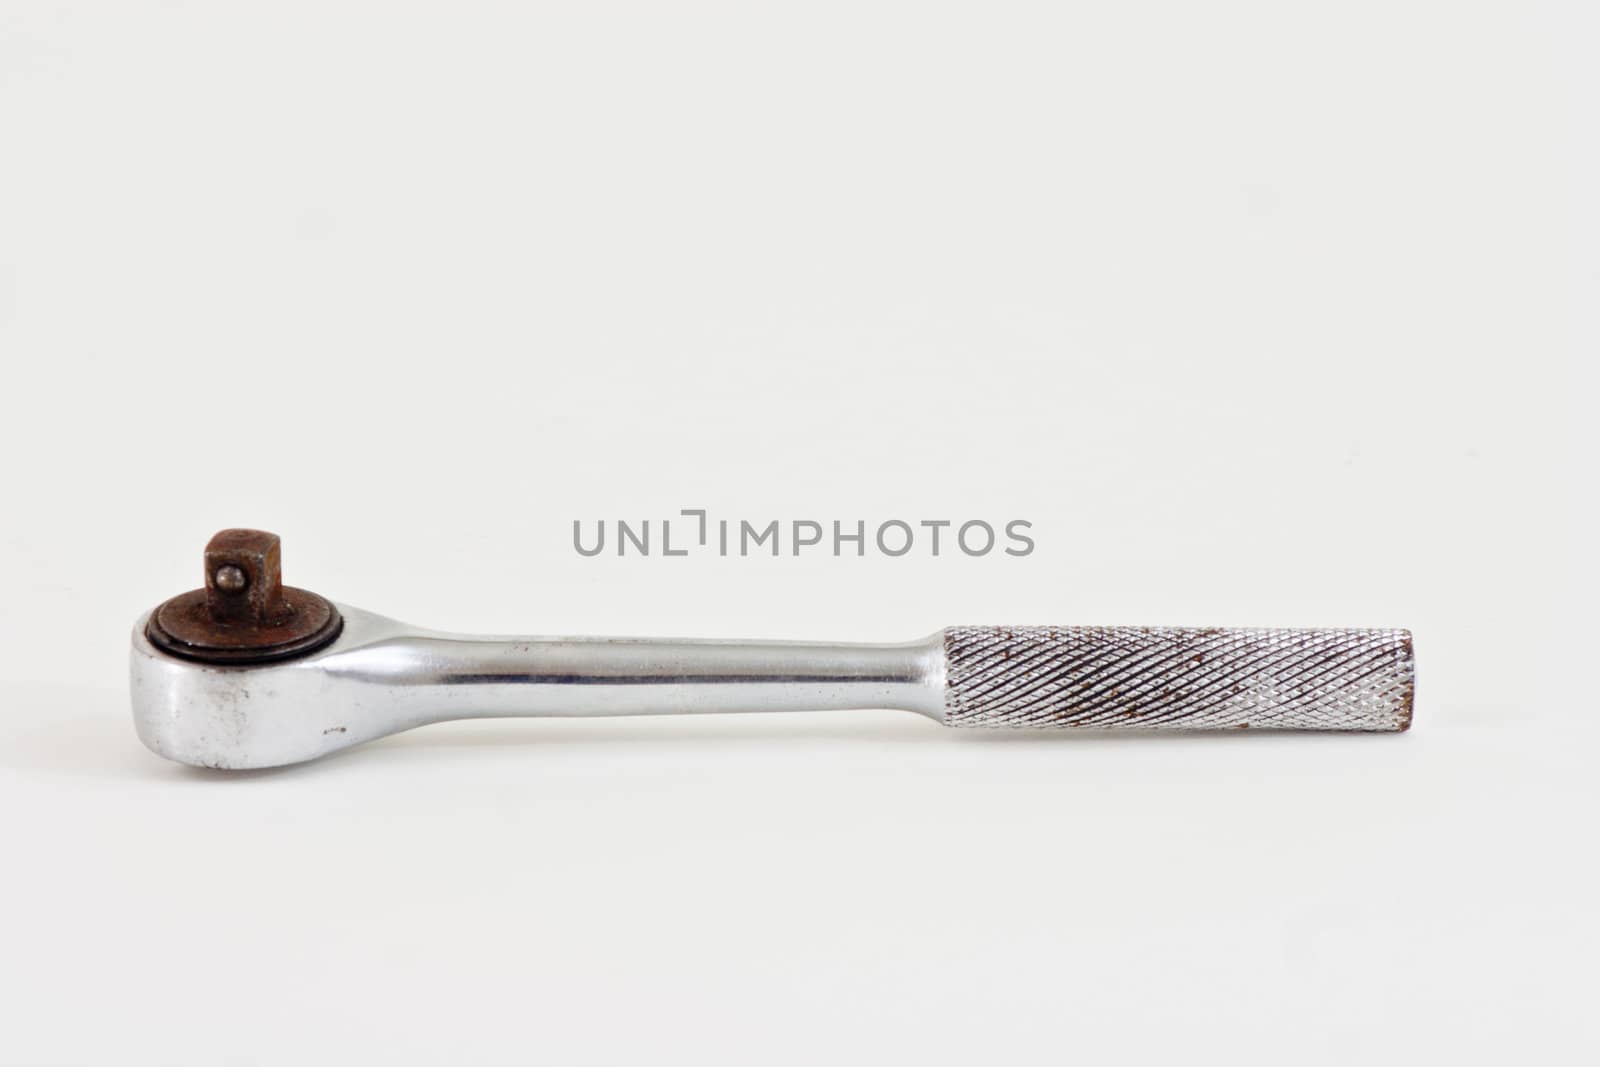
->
[943,626,1414,732]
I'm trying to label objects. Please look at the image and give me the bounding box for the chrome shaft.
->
[317,618,945,720]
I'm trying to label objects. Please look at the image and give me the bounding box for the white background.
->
[1,3,1594,1064]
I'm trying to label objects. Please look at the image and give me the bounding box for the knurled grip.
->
[943,626,1414,731]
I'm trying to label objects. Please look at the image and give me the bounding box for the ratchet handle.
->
[942,626,1413,731]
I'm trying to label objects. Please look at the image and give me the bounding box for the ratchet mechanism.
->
[131,530,1415,769]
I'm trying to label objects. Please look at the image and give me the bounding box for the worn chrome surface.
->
[944,626,1414,731]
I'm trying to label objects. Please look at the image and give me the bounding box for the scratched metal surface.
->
[944,626,1414,731]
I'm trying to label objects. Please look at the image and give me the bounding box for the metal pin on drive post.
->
[131,529,1415,769]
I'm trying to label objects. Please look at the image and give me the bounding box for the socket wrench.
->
[130,530,1415,769]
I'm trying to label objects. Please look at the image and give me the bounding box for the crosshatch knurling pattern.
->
[944,626,1414,731]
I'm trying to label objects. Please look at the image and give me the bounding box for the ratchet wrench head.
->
[131,603,413,769]
[135,529,373,768]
